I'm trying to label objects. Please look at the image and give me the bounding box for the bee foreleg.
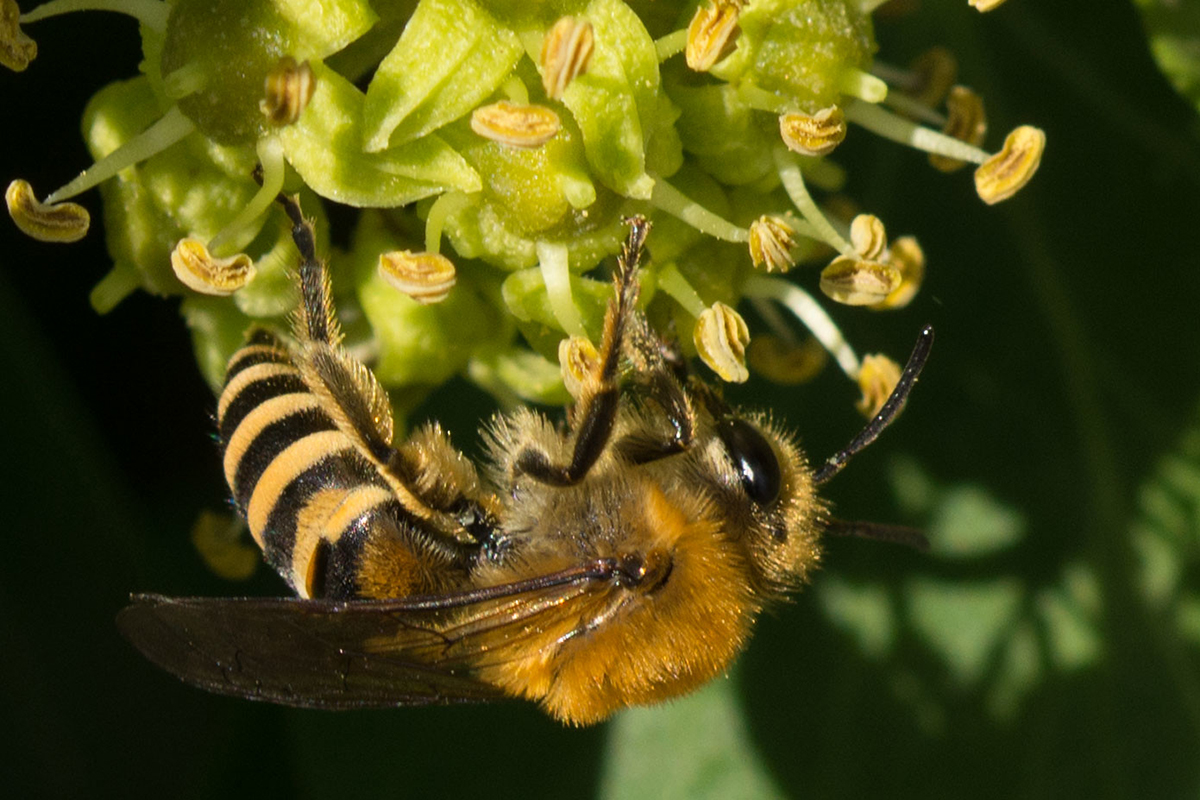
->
[512,218,650,487]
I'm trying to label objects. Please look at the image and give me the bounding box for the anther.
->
[907,47,957,109]
[0,0,35,71]
[378,250,457,304]
[779,106,847,157]
[470,101,561,148]
[856,354,902,418]
[260,56,315,126]
[749,215,798,273]
[685,0,740,73]
[819,256,901,307]
[541,16,594,100]
[930,86,986,173]
[171,238,256,296]
[695,301,750,383]
[969,0,1008,11]
[558,335,600,399]
[870,235,924,310]
[849,214,887,260]
[747,334,827,385]
[5,179,89,242]
[974,125,1045,204]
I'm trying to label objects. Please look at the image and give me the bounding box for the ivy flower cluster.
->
[4,0,1040,420]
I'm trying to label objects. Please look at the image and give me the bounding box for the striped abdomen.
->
[217,330,402,599]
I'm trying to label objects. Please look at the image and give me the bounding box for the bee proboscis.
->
[118,194,932,725]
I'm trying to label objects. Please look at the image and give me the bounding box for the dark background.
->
[2,1,1199,797]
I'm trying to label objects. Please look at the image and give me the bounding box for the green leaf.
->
[599,678,784,800]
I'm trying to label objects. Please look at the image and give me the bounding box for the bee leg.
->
[615,316,697,465]
[514,217,650,486]
[275,194,487,544]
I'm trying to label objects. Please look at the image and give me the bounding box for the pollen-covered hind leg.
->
[513,217,650,487]
[273,194,494,543]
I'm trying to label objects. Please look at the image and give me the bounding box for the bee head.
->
[690,407,825,600]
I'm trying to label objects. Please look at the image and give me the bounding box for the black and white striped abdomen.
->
[217,331,399,600]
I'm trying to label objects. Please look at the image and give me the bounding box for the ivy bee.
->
[119,194,932,725]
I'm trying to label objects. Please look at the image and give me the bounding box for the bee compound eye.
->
[715,418,782,507]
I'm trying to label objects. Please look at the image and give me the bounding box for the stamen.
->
[743,275,860,378]
[541,16,594,101]
[749,215,798,272]
[907,47,958,108]
[6,178,89,242]
[843,98,989,166]
[969,0,1008,11]
[424,191,466,254]
[974,125,1045,204]
[536,240,586,337]
[206,136,285,255]
[685,0,740,73]
[694,301,750,383]
[649,180,748,243]
[260,56,315,126]
[44,105,195,204]
[558,335,599,399]
[1,0,36,71]
[378,250,457,304]
[88,263,140,313]
[820,255,901,306]
[929,85,986,173]
[849,213,887,260]
[470,101,561,149]
[773,146,854,256]
[839,68,888,103]
[747,333,827,385]
[171,238,256,296]
[656,263,707,317]
[162,61,207,100]
[653,29,687,62]
[19,0,169,33]
[870,235,924,310]
[779,106,847,157]
[856,353,902,418]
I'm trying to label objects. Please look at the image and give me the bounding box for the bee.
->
[118,193,933,725]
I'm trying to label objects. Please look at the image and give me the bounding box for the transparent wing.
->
[117,559,622,709]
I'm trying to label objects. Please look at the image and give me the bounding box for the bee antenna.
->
[813,324,934,486]
[823,518,930,551]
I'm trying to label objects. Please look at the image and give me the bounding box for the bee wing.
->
[117,559,622,709]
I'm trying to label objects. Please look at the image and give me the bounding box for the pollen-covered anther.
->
[540,16,594,101]
[779,106,847,157]
[856,354,903,418]
[695,302,750,383]
[819,256,901,306]
[378,250,457,304]
[747,334,827,385]
[470,101,562,149]
[974,125,1045,204]
[870,235,925,310]
[558,335,600,399]
[5,179,89,242]
[908,47,957,108]
[685,0,741,73]
[0,0,35,71]
[749,215,798,272]
[969,0,1009,11]
[849,214,888,260]
[171,238,256,296]
[260,56,315,126]
[930,86,987,173]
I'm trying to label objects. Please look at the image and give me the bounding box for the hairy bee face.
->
[119,197,931,725]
